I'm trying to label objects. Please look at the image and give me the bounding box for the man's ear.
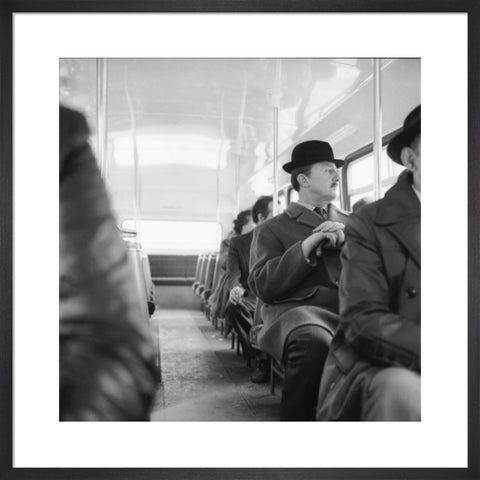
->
[400,146,414,171]
[297,173,309,188]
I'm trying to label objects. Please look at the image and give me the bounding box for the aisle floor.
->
[150,309,281,421]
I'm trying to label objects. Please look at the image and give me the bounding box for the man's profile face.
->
[411,136,421,188]
[304,161,340,201]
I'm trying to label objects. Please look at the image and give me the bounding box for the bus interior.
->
[59,57,420,421]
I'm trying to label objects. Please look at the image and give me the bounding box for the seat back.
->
[192,253,205,291]
[203,253,217,294]
[195,254,210,295]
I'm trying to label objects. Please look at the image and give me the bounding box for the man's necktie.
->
[314,207,327,220]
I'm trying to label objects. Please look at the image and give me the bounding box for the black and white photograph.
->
[2,6,478,479]
[59,57,420,423]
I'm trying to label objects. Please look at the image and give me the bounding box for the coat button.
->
[406,287,417,299]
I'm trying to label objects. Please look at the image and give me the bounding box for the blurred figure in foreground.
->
[60,105,157,421]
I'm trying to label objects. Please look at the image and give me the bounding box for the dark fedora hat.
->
[387,105,421,165]
[282,140,345,174]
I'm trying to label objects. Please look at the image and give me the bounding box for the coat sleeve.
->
[225,240,243,291]
[339,214,420,371]
[248,222,317,304]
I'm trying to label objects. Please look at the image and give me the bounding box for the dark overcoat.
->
[248,202,349,360]
[226,230,256,311]
[317,171,420,420]
[210,233,235,319]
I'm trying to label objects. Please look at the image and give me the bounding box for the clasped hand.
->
[311,221,345,248]
[301,221,345,258]
[229,286,245,305]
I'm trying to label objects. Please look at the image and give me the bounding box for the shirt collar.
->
[296,200,328,216]
[412,184,421,202]
[295,200,315,211]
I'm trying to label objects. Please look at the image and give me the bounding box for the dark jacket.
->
[210,232,236,319]
[226,230,254,292]
[248,202,349,359]
[226,230,256,311]
[334,170,421,372]
[316,171,420,420]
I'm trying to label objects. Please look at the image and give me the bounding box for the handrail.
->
[95,58,108,180]
[373,59,383,201]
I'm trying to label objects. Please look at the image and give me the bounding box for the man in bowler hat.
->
[316,105,421,421]
[248,140,349,420]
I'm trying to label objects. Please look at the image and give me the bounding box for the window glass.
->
[288,189,299,204]
[346,146,405,208]
[347,154,374,191]
[278,192,287,213]
[121,219,222,254]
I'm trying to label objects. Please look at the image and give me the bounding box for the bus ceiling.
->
[60,58,420,230]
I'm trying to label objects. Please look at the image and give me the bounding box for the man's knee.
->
[281,325,332,421]
[285,325,332,367]
[364,367,420,421]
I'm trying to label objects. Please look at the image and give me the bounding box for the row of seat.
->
[192,251,221,319]
[120,228,161,381]
[192,252,284,394]
[192,251,245,346]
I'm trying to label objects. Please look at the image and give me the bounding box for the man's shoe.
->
[250,359,269,383]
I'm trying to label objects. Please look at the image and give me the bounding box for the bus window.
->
[278,191,287,213]
[288,188,299,205]
[121,219,222,254]
[345,146,405,208]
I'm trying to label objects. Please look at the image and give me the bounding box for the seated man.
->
[248,140,349,421]
[224,196,273,381]
[316,106,421,421]
[209,209,254,332]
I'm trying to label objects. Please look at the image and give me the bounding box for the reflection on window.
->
[121,219,222,254]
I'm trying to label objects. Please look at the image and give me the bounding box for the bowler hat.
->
[282,140,345,173]
[387,105,421,165]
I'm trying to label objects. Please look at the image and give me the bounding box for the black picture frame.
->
[1,1,479,479]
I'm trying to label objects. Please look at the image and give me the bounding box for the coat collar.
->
[375,171,421,266]
[285,202,348,228]
[376,171,420,226]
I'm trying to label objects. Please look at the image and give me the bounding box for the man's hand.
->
[301,221,345,258]
[229,286,245,305]
[311,221,345,247]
